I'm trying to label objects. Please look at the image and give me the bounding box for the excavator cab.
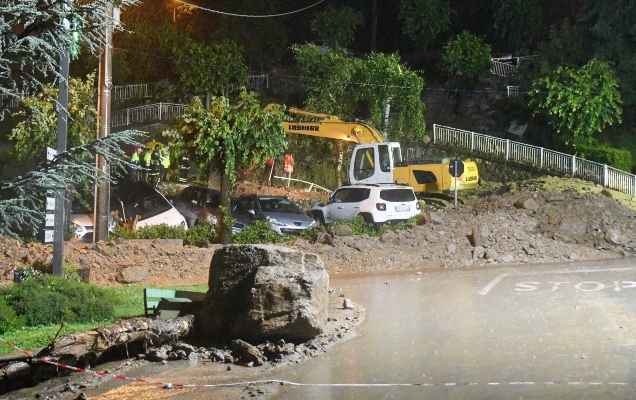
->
[349,142,402,185]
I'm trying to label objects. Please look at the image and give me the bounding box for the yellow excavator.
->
[280,107,479,193]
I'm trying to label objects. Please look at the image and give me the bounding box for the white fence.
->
[273,176,332,194]
[491,55,538,78]
[432,124,636,196]
[224,73,269,93]
[111,103,186,128]
[111,84,150,101]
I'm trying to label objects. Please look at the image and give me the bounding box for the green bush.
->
[579,144,632,172]
[233,220,292,244]
[184,223,218,246]
[325,215,419,237]
[111,223,218,246]
[4,274,119,326]
[0,295,26,334]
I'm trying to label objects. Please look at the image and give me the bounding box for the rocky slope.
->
[1,177,635,287]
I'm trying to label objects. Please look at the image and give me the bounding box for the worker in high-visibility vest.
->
[178,154,190,183]
[283,153,294,187]
[148,147,162,188]
[128,147,142,181]
[159,146,170,182]
[141,147,152,182]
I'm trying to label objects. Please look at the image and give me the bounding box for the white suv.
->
[310,184,420,229]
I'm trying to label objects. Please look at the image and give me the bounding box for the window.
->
[349,188,370,202]
[379,189,416,202]
[353,148,375,181]
[332,189,351,203]
[379,145,390,172]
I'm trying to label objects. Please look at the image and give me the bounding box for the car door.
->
[328,188,351,221]
[338,188,369,220]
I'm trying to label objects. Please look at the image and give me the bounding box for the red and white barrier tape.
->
[2,337,635,389]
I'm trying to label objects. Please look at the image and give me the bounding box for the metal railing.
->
[273,176,332,194]
[491,55,538,78]
[432,124,636,196]
[111,103,186,128]
[224,73,269,93]
[507,86,524,97]
[112,84,150,101]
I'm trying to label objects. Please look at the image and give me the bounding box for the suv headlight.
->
[265,215,286,226]
[309,219,319,228]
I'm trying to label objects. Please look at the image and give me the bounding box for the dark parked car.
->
[171,185,252,233]
[237,194,318,235]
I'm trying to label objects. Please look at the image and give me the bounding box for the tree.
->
[292,44,427,186]
[9,73,97,162]
[578,0,636,109]
[0,0,136,115]
[359,52,426,144]
[441,31,492,90]
[173,38,247,99]
[310,5,363,50]
[163,93,287,243]
[492,0,541,51]
[398,0,452,49]
[292,44,361,187]
[529,59,623,150]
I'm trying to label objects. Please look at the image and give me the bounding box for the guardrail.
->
[432,124,636,196]
[490,55,538,78]
[111,103,186,128]
[112,84,150,101]
[273,176,332,194]
[224,73,269,93]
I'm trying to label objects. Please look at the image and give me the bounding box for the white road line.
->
[478,274,508,296]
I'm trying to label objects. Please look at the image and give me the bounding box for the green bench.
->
[143,288,206,319]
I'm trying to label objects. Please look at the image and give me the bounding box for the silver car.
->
[237,194,318,235]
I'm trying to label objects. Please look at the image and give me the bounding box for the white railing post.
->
[505,139,509,160]
[603,165,608,188]
[540,147,544,168]
[471,131,475,151]
[127,109,130,126]
[433,124,437,144]
[158,102,162,120]
[571,155,576,176]
[633,175,636,196]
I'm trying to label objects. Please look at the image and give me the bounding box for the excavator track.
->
[417,193,466,211]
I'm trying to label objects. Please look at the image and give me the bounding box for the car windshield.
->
[120,193,172,221]
[379,189,416,202]
[259,198,303,214]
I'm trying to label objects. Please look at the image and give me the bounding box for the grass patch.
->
[0,284,207,356]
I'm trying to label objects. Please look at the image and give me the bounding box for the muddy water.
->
[81,258,636,399]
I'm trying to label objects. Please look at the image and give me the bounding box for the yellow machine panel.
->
[393,158,479,193]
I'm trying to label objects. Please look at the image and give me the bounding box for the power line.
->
[175,0,325,18]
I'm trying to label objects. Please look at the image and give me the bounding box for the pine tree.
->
[0,0,137,114]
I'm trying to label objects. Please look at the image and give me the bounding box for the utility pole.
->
[371,0,377,52]
[94,4,116,241]
[53,46,70,276]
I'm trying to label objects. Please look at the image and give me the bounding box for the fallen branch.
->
[0,315,194,394]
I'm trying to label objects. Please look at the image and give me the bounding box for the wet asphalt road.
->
[66,257,636,399]
[268,257,636,399]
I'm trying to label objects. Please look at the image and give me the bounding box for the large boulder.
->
[196,245,329,343]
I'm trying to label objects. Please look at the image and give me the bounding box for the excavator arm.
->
[282,107,386,144]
